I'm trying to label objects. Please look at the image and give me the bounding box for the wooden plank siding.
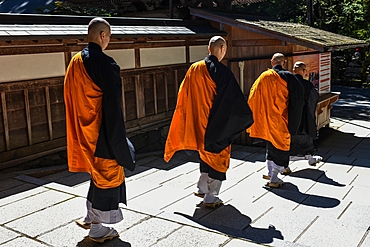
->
[0,62,189,166]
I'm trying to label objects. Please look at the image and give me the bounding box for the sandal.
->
[75,220,91,230]
[194,192,205,198]
[262,175,271,180]
[89,228,119,243]
[266,179,284,188]
[202,198,223,208]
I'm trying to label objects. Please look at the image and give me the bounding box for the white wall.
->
[0,52,65,83]
[189,45,209,63]
[140,47,186,67]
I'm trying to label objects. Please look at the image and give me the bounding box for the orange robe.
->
[247,69,291,151]
[64,52,124,189]
[164,60,231,173]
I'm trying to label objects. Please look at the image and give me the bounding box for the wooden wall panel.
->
[28,88,46,107]
[0,132,5,152]
[143,73,155,116]
[167,71,177,110]
[51,103,66,122]
[6,91,25,111]
[7,109,27,130]
[156,73,166,114]
[9,128,28,150]
[30,105,48,125]
[31,123,49,144]
[123,75,137,121]
[49,85,64,104]
[52,120,66,139]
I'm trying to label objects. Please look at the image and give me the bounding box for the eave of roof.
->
[190,8,368,52]
[0,13,226,41]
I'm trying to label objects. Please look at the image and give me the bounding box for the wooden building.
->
[0,10,368,169]
[190,8,368,131]
[0,13,224,169]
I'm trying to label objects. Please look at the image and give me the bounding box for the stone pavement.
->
[1,87,370,247]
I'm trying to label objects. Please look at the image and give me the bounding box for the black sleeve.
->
[93,60,135,171]
[286,73,305,135]
[204,60,253,153]
[307,87,319,139]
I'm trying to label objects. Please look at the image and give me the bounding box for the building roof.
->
[190,8,368,51]
[0,13,225,41]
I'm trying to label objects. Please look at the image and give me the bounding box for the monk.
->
[64,18,135,243]
[247,53,304,187]
[164,36,253,207]
[290,61,322,165]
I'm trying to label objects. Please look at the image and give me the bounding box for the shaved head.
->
[271,53,285,66]
[208,36,227,62]
[293,61,307,76]
[294,61,306,70]
[88,18,110,40]
[88,18,111,50]
[209,36,226,53]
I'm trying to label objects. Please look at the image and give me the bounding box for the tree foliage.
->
[236,0,370,41]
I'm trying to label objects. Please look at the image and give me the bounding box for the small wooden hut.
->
[0,13,224,168]
[190,8,368,132]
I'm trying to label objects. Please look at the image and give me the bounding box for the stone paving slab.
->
[250,209,317,244]
[118,217,182,247]
[0,226,19,244]
[0,189,73,224]
[151,225,229,247]
[1,236,48,247]
[5,197,86,237]
[295,216,364,247]
[224,238,265,247]
[0,186,47,207]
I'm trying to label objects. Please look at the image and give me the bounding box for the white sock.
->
[197,173,209,194]
[203,177,222,203]
[89,223,116,238]
[270,164,284,183]
[267,160,273,177]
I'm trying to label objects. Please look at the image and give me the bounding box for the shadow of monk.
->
[175,204,283,244]
[289,168,345,187]
[265,182,340,208]
[77,235,131,247]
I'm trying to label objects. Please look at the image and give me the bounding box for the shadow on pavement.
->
[289,168,345,186]
[175,204,284,244]
[76,236,131,247]
[266,182,340,208]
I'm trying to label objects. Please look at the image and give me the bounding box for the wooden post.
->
[135,75,145,118]
[121,77,126,122]
[64,51,72,69]
[164,73,169,112]
[1,92,10,151]
[135,48,141,69]
[185,44,190,64]
[24,89,33,145]
[45,87,53,140]
[153,73,158,114]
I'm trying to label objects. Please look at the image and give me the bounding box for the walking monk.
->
[247,53,304,187]
[64,18,135,243]
[164,36,253,208]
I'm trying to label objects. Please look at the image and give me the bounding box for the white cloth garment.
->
[197,173,222,203]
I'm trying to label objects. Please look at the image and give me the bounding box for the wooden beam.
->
[186,43,190,64]
[153,73,158,114]
[135,48,141,69]
[45,87,53,140]
[1,92,10,151]
[121,77,126,122]
[0,77,64,93]
[23,89,33,145]
[0,40,209,56]
[64,51,72,69]
[134,75,145,118]
[232,39,287,47]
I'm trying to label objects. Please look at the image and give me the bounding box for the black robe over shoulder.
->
[204,55,254,153]
[290,74,319,156]
[82,42,135,171]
